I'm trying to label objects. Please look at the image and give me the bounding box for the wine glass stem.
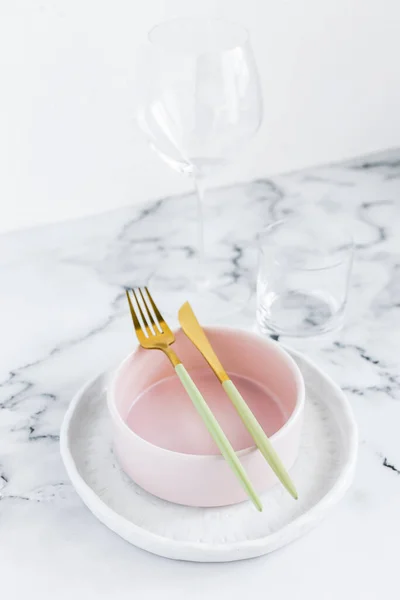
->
[194,176,206,266]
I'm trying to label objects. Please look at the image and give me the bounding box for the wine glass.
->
[137,18,263,320]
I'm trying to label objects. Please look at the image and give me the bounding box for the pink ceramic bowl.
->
[108,327,305,508]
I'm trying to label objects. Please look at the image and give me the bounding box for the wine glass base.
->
[147,266,252,325]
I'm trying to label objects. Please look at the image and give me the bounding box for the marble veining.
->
[1,148,400,597]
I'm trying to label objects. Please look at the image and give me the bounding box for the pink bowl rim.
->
[107,326,305,460]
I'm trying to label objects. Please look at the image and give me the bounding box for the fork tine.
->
[138,288,157,333]
[132,288,153,335]
[142,287,163,332]
[125,289,142,331]
[144,287,165,327]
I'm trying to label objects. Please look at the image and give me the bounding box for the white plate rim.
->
[60,346,358,562]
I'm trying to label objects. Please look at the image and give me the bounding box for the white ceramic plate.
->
[60,348,357,562]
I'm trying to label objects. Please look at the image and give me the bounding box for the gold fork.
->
[126,287,263,512]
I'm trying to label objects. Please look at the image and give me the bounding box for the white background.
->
[1,0,399,233]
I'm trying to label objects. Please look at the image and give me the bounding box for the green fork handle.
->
[175,364,263,512]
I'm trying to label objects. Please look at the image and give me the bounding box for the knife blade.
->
[178,302,229,383]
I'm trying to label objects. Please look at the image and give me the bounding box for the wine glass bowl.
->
[138,18,262,178]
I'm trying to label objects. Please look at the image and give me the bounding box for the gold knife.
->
[178,301,298,500]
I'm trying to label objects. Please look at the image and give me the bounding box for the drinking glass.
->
[137,18,262,318]
[256,216,354,337]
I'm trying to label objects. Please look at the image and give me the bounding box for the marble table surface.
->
[1,149,400,599]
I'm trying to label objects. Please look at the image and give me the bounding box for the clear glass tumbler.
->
[256,216,354,337]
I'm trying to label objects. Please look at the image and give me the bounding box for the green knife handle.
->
[222,379,298,500]
[175,364,262,512]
